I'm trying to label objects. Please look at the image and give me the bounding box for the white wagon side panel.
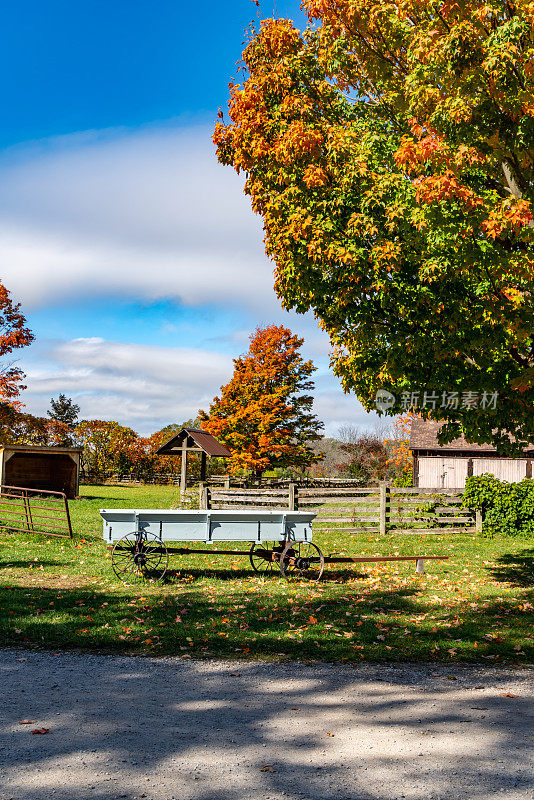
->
[100,509,314,544]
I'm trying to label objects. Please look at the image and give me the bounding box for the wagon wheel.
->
[249,542,284,575]
[278,541,324,582]
[112,531,168,584]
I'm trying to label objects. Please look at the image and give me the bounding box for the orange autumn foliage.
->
[199,325,323,475]
[0,282,34,409]
[386,413,417,474]
[214,5,534,452]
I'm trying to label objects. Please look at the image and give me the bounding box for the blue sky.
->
[1,0,379,436]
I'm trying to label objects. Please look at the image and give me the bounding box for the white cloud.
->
[312,391,381,438]
[0,122,378,435]
[20,336,377,436]
[0,125,276,311]
[23,337,235,434]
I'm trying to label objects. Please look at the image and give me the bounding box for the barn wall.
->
[471,458,528,482]
[417,455,529,488]
[4,453,78,498]
[417,456,469,488]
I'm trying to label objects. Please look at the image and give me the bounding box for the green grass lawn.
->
[0,484,532,665]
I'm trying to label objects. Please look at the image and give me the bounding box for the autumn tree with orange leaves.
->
[215,2,534,453]
[199,325,323,476]
[0,282,33,408]
[385,412,417,484]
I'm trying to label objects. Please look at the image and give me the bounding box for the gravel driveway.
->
[0,648,532,800]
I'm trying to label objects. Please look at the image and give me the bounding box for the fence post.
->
[224,476,230,490]
[379,481,389,535]
[475,509,483,534]
[22,493,32,533]
[200,485,210,509]
[288,483,296,510]
[62,493,73,539]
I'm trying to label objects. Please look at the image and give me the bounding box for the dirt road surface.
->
[1,649,532,800]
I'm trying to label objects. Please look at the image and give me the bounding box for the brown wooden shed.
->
[0,445,82,498]
[410,419,534,488]
[156,428,230,493]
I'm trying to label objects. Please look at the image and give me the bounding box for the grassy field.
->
[0,484,532,665]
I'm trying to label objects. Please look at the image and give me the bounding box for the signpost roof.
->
[156,428,230,458]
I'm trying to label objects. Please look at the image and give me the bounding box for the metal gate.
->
[0,484,73,538]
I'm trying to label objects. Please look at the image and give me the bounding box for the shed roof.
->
[156,428,230,458]
[409,419,534,455]
[0,444,82,454]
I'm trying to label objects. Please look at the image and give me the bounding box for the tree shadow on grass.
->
[2,580,533,663]
[163,566,369,583]
[165,567,262,582]
[487,547,534,588]
[0,559,63,569]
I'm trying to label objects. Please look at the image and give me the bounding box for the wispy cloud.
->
[24,337,235,434]
[0,122,377,435]
[21,335,378,436]
[0,125,276,311]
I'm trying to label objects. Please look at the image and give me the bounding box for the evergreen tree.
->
[47,394,80,445]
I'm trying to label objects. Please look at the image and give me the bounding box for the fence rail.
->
[204,482,476,535]
[0,485,73,538]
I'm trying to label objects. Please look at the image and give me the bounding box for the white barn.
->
[410,419,533,489]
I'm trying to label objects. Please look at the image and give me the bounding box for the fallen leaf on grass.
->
[31,728,50,735]
[501,692,518,698]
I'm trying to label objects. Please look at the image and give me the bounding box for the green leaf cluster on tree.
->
[214,2,534,453]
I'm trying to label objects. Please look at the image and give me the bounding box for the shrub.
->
[462,474,534,538]
[392,469,413,488]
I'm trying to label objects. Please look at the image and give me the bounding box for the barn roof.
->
[409,419,534,455]
[156,428,230,458]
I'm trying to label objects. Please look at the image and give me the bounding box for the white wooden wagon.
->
[100,508,323,583]
[100,508,449,584]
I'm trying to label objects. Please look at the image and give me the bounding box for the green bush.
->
[462,473,534,538]
[392,469,413,488]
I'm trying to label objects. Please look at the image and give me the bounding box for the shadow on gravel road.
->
[0,649,532,800]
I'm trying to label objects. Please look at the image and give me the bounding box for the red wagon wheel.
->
[112,531,168,584]
[278,541,324,582]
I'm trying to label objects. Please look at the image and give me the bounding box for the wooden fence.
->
[203,483,478,535]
